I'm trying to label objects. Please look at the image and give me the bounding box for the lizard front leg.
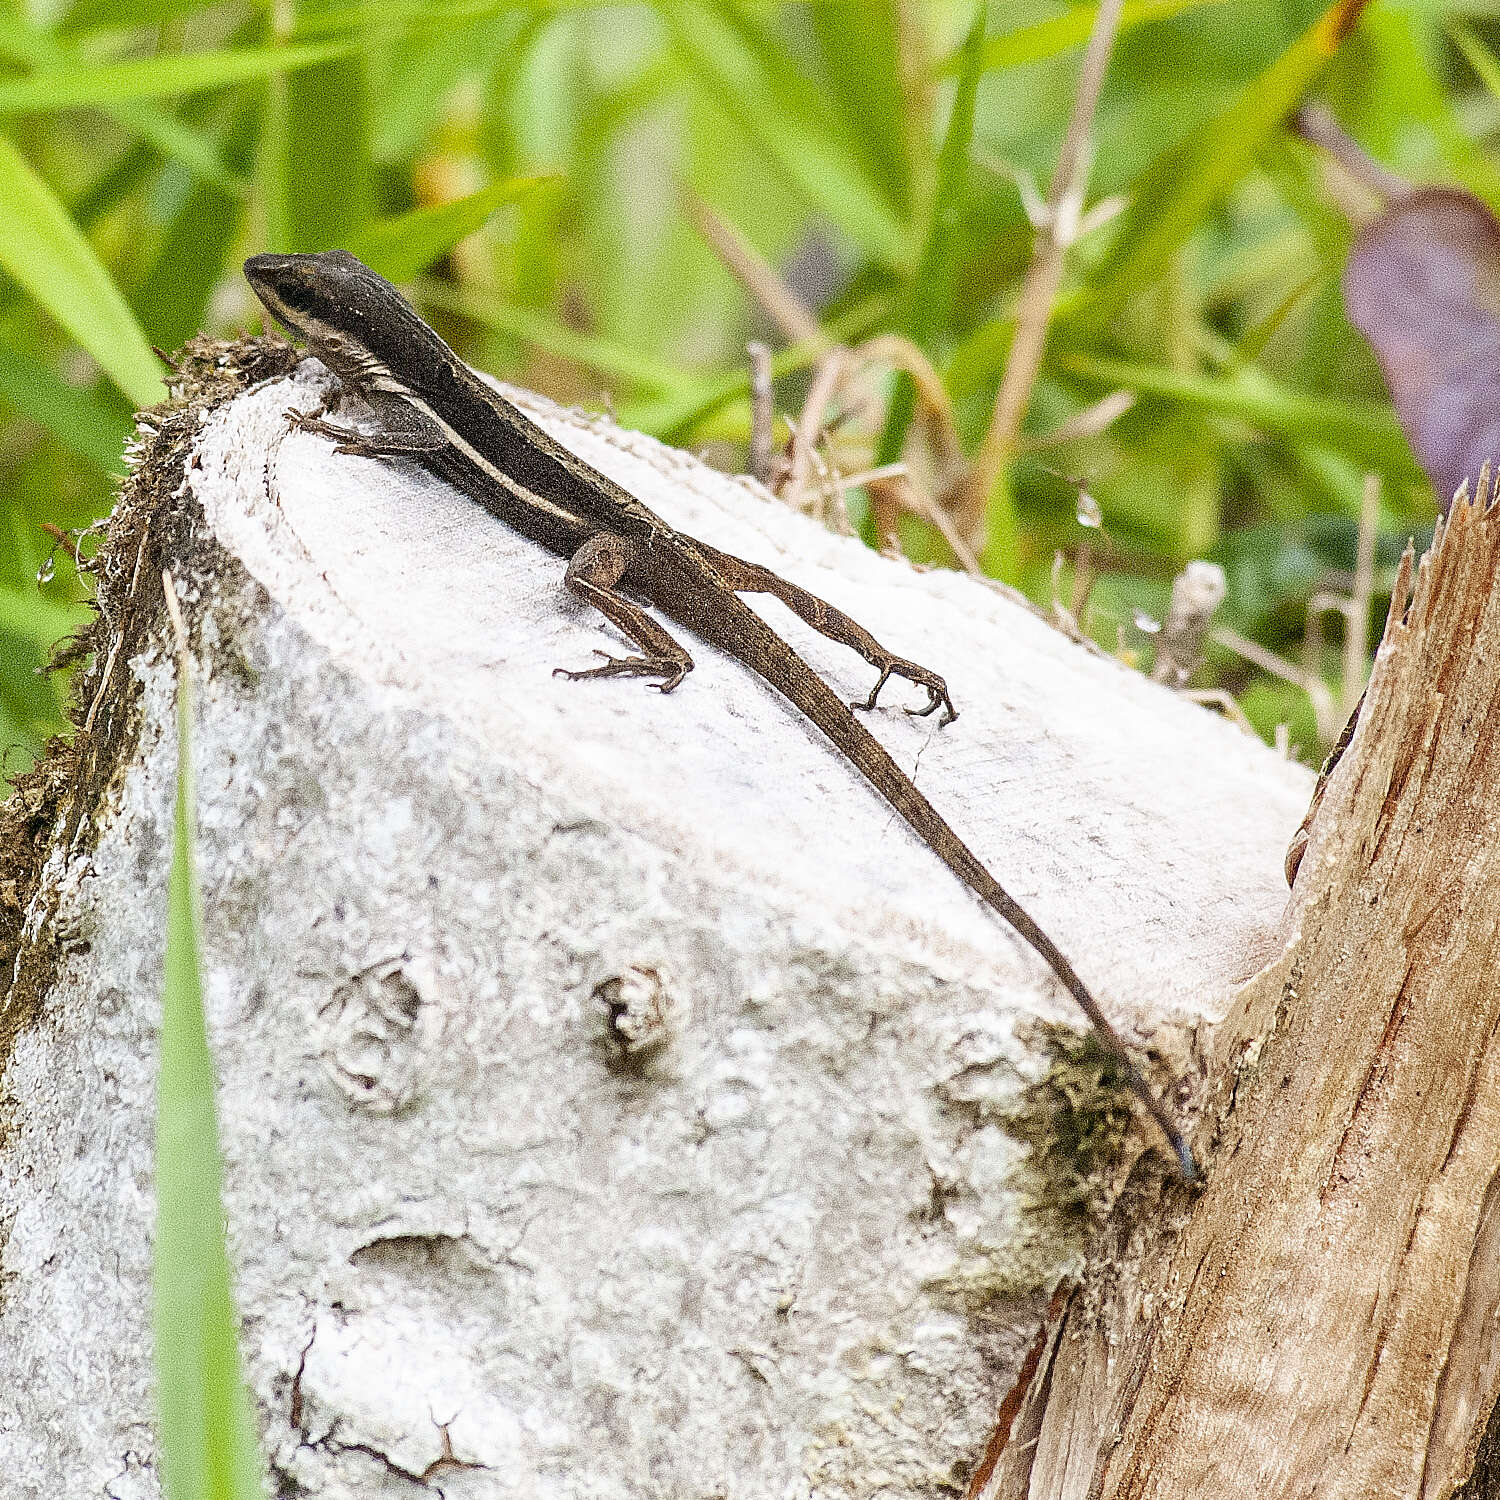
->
[286,390,447,458]
[695,542,957,725]
[554,534,696,693]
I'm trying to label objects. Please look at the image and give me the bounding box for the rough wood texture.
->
[975,490,1500,1500]
[0,344,1311,1498]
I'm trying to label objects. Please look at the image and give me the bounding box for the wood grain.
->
[974,488,1500,1499]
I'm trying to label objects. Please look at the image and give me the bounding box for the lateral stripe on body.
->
[398,387,584,529]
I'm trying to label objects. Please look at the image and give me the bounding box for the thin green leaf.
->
[109,101,247,195]
[808,0,911,218]
[945,310,1017,402]
[663,1,908,269]
[0,134,164,407]
[348,175,555,283]
[0,16,246,193]
[875,0,985,474]
[951,0,1230,75]
[1079,0,1370,325]
[0,584,83,649]
[1235,268,1324,365]
[372,15,514,161]
[155,610,266,1500]
[1448,18,1500,103]
[0,41,356,113]
[66,137,161,230]
[0,332,133,471]
[61,0,238,35]
[416,278,688,395]
[265,22,373,252]
[1366,7,1500,210]
[133,97,259,351]
[1058,350,1421,479]
[293,0,605,38]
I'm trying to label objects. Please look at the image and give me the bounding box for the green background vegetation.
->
[1,0,1495,776]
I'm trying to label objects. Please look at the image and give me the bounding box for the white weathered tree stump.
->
[0,339,1310,1498]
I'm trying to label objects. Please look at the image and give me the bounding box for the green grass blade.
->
[155,606,266,1500]
[0,15,246,193]
[108,101,248,195]
[0,332,133,471]
[348,175,556,283]
[371,12,514,161]
[0,584,83,649]
[1448,18,1500,102]
[662,1,908,268]
[0,134,164,407]
[952,0,1230,75]
[266,13,373,253]
[293,0,603,38]
[61,0,240,34]
[0,40,356,113]
[1058,350,1421,479]
[808,0,911,218]
[416,278,689,395]
[1079,0,1369,326]
[875,0,984,472]
[133,98,259,351]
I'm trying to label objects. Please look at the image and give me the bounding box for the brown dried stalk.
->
[961,0,1125,545]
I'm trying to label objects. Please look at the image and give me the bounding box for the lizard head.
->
[243,249,454,392]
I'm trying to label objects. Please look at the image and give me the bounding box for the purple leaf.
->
[1344,187,1500,511]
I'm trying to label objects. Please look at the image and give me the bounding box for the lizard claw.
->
[287,408,368,451]
[856,661,958,727]
[905,684,957,723]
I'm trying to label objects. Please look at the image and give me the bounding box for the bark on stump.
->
[0,339,1309,1498]
[973,490,1500,1500]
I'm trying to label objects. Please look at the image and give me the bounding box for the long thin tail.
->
[688,588,1198,1181]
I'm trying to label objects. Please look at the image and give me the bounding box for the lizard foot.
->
[855,659,958,726]
[284,407,370,454]
[554,650,690,694]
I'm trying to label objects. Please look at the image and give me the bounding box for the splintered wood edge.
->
[968,486,1500,1500]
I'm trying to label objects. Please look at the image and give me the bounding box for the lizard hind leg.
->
[554,534,695,693]
[697,542,957,725]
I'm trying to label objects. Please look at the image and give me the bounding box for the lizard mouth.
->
[243,253,307,336]
[243,252,314,323]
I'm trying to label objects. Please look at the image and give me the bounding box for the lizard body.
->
[243,249,1195,1180]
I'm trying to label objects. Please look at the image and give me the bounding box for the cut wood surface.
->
[0,342,1311,1498]
[974,490,1500,1500]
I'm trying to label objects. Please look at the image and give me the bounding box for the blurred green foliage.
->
[1,0,1493,776]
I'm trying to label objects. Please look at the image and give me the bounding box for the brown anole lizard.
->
[243,248,1196,1179]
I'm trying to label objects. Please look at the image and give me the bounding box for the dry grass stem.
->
[781,349,849,513]
[1152,560,1227,688]
[1048,551,1086,640]
[684,192,825,347]
[1182,687,1260,739]
[1215,623,1339,743]
[868,471,983,576]
[1020,389,1136,451]
[1294,102,1408,212]
[747,339,774,486]
[850,333,962,465]
[963,0,1126,543]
